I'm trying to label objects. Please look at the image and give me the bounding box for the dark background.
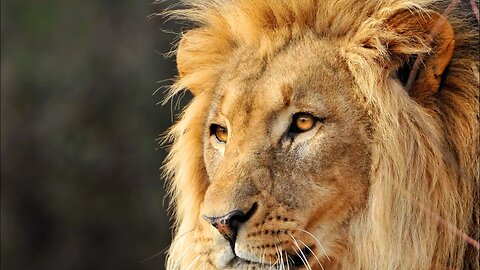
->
[1,0,189,269]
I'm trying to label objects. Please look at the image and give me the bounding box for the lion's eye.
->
[290,113,316,133]
[211,124,228,143]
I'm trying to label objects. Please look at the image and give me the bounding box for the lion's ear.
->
[385,10,455,103]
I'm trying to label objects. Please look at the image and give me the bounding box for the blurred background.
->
[1,0,190,269]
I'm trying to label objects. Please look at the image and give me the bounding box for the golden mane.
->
[162,0,479,269]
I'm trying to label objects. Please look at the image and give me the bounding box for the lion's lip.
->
[230,256,273,268]
[231,246,314,268]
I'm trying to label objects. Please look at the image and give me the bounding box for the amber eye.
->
[290,113,316,133]
[211,124,228,143]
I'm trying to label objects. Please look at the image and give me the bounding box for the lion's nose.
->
[203,203,257,248]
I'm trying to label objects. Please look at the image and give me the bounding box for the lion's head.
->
[162,0,479,269]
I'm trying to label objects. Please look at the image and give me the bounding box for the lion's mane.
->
[162,0,479,269]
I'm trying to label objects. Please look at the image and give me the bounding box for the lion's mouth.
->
[289,246,314,267]
[232,246,314,268]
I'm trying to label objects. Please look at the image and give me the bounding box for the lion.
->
[161,0,479,269]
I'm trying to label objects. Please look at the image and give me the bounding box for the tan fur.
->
[162,0,479,269]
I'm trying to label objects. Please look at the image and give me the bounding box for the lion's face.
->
[195,38,372,269]
[167,1,479,269]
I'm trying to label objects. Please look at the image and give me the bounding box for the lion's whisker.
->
[284,250,291,270]
[174,228,197,243]
[173,243,196,269]
[298,228,331,262]
[287,253,295,268]
[269,246,280,270]
[290,242,310,270]
[297,238,325,270]
[142,230,196,265]
[278,244,286,270]
[275,244,284,270]
[268,256,279,270]
[261,248,268,270]
[281,247,287,270]
[140,249,166,264]
[185,254,201,270]
[288,234,312,270]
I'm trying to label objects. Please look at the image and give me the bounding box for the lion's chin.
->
[223,245,315,269]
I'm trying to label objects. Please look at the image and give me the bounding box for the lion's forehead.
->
[214,40,356,134]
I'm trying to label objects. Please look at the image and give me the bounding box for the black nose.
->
[203,203,257,248]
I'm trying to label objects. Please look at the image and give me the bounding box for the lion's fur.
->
[163,0,479,269]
